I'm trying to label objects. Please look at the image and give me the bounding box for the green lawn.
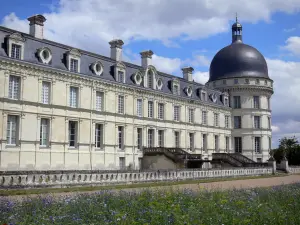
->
[0,180,299,224]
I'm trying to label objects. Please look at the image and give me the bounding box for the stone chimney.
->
[109,39,124,61]
[27,14,46,39]
[182,67,194,82]
[140,50,153,68]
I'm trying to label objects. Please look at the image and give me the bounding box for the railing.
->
[212,153,243,167]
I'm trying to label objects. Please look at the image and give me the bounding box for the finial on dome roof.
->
[236,12,238,23]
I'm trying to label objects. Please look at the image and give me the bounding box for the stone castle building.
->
[0,15,273,171]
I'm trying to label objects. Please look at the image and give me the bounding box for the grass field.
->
[1,182,300,224]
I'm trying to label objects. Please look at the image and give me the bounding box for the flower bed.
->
[1,183,300,224]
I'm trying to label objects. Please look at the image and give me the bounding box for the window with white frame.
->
[158,130,164,147]
[202,111,207,125]
[174,106,180,121]
[225,115,230,128]
[253,96,260,109]
[70,58,79,72]
[234,116,242,129]
[41,81,50,104]
[118,95,124,114]
[8,75,20,100]
[40,118,49,147]
[119,157,126,170]
[214,135,219,151]
[234,137,242,153]
[118,71,125,83]
[136,99,143,117]
[255,137,261,153]
[173,84,179,95]
[148,101,153,118]
[202,134,207,151]
[137,128,142,150]
[158,103,164,119]
[96,91,103,111]
[233,96,241,108]
[69,86,78,108]
[6,115,19,145]
[189,133,194,151]
[148,129,154,147]
[68,121,78,148]
[188,108,194,123]
[214,113,219,127]
[118,126,124,150]
[174,131,180,148]
[95,123,103,149]
[11,44,21,59]
[225,136,229,152]
[201,92,206,101]
[254,116,260,129]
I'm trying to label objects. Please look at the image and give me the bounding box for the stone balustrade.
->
[0,167,273,189]
[289,166,300,174]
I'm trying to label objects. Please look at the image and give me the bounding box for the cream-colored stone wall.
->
[0,61,232,171]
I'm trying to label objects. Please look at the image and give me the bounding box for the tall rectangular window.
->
[189,133,194,151]
[96,91,103,111]
[267,97,270,110]
[173,85,179,95]
[201,92,206,101]
[225,115,230,128]
[40,118,49,147]
[41,81,50,104]
[202,134,207,151]
[147,73,153,89]
[95,123,103,149]
[174,106,180,121]
[202,111,207,125]
[158,103,164,119]
[136,99,143,117]
[148,101,153,118]
[69,86,78,108]
[7,115,18,145]
[118,126,124,150]
[234,116,242,128]
[11,44,21,59]
[8,75,20,100]
[253,96,260,109]
[255,137,261,153]
[137,128,142,150]
[118,71,124,83]
[70,58,78,72]
[148,129,154,147]
[269,137,272,150]
[188,108,194,123]
[138,157,142,170]
[233,96,241,108]
[254,116,260,129]
[158,130,164,147]
[234,137,242,153]
[268,117,271,129]
[174,131,180,148]
[225,136,229,152]
[119,157,125,170]
[68,121,78,148]
[214,113,219,127]
[214,135,219,151]
[118,95,124,114]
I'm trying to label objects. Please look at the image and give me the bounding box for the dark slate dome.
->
[208,18,269,82]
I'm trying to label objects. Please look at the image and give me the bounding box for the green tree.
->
[272,136,300,165]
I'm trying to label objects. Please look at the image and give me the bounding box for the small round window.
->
[92,61,103,76]
[38,47,52,64]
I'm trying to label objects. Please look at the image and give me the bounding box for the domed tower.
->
[207,16,274,162]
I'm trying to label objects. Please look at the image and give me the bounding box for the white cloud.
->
[193,71,209,84]
[271,125,280,133]
[281,36,300,56]
[2,0,300,50]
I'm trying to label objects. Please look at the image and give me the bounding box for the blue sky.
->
[1,0,300,147]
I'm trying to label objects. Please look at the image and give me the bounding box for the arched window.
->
[147,70,153,89]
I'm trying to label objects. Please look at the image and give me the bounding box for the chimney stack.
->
[182,67,194,82]
[140,50,153,68]
[109,39,124,61]
[27,14,46,39]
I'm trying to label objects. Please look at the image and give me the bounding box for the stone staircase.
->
[212,153,269,167]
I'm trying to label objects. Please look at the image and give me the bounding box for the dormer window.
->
[67,49,81,73]
[264,80,267,85]
[114,62,126,83]
[245,78,249,84]
[7,33,25,60]
[70,59,78,72]
[234,79,239,84]
[37,47,52,64]
[132,71,143,85]
[255,79,260,84]
[147,70,153,89]
[200,90,207,101]
[91,61,104,76]
[11,44,21,59]
[185,86,193,97]
[156,78,163,90]
[172,79,180,95]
